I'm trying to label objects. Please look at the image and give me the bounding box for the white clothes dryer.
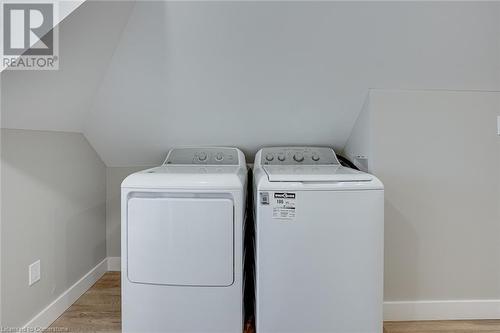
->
[122,147,247,333]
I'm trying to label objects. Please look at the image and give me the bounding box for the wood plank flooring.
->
[384,320,500,333]
[49,272,500,332]
[49,272,121,332]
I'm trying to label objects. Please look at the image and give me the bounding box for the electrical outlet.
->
[29,260,41,286]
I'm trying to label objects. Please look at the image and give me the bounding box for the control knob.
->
[312,153,320,161]
[265,153,274,162]
[198,152,207,161]
[293,152,304,162]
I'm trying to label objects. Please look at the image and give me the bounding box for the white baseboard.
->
[107,256,121,271]
[23,258,108,330]
[384,300,500,321]
[21,257,500,327]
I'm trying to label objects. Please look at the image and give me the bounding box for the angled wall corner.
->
[343,92,372,172]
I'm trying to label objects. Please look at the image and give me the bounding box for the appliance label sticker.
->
[272,192,296,220]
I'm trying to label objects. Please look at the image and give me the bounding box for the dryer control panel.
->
[260,147,339,165]
[164,147,239,165]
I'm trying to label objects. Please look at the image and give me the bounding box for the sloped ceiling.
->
[3,1,500,166]
[1,1,135,132]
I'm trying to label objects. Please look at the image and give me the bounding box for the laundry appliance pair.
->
[121,146,384,333]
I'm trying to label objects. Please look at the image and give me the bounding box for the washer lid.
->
[263,165,373,182]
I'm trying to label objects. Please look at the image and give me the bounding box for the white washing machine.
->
[253,147,384,333]
[121,147,247,333]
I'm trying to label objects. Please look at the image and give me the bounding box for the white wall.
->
[83,1,500,166]
[345,90,500,319]
[1,0,134,132]
[3,1,499,166]
[0,129,106,327]
[106,166,150,258]
[373,90,500,301]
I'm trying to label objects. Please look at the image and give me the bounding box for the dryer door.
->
[127,197,234,286]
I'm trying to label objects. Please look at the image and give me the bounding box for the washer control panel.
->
[261,147,339,165]
[164,148,239,165]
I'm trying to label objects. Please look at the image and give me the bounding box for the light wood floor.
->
[49,272,121,332]
[50,272,500,332]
